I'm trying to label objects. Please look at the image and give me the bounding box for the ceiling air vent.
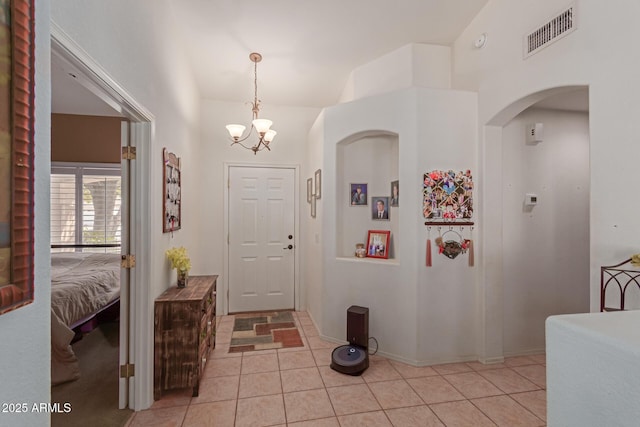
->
[524,3,576,58]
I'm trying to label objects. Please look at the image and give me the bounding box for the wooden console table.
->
[154,275,217,400]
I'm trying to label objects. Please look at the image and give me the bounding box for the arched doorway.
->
[479,85,590,361]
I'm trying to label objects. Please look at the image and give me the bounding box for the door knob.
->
[283,244,293,250]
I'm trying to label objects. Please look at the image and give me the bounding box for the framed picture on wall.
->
[350,183,367,206]
[314,169,322,199]
[0,0,36,316]
[390,180,399,207]
[371,197,390,220]
[366,230,390,259]
[307,178,313,203]
[163,148,182,233]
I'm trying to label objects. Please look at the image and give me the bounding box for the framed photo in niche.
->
[350,183,367,206]
[366,230,390,259]
[0,0,36,316]
[163,148,182,233]
[371,196,390,221]
[390,180,399,207]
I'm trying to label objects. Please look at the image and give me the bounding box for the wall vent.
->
[524,4,576,58]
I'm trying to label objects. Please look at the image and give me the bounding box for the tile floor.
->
[126,311,547,427]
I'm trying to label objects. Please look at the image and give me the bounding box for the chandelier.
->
[226,52,277,154]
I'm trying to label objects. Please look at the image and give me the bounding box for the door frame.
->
[223,162,300,315]
[51,22,155,410]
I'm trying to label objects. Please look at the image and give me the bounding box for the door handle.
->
[283,244,293,250]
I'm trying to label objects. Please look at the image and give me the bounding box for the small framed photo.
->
[371,196,390,220]
[350,183,367,206]
[307,178,313,203]
[390,180,399,207]
[311,194,317,218]
[314,169,322,199]
[366,230,390,259]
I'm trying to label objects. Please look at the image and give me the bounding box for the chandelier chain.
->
[252,58,259,118]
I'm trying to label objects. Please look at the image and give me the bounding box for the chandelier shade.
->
[225,124,246,139]
[252,119,273,135]
[226,52,277,154]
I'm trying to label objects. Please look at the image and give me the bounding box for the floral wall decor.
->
[423,169,473,221]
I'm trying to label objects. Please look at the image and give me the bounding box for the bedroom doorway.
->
[51,24,155,413]
[226,165,298,313]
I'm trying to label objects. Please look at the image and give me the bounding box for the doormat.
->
[228,311,303,353]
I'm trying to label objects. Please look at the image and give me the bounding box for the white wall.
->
[502,107,590,355]
[320,90,419,362]
[415,88,478,364]
[304,112,325,328]
[453,0,640,314]
[196,99,320,314]
[318,87,477,364]
[339,43,452,103]
[0,1,52,426]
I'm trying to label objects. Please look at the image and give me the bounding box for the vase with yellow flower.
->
[166,246,192,288]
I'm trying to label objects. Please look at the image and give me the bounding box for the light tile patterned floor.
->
[126,311,547,427]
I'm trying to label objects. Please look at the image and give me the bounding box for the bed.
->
[51,252,121,385]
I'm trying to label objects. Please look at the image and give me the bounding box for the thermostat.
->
[525,193,538,206]
[526,123,544,143]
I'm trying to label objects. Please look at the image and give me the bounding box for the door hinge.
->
[121,146,137,160]
[121,254,136,269]
[120,363,135,379]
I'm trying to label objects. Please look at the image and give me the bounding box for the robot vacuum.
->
[330,306,370,376]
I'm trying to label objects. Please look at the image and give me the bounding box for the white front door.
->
[228,166,295,313]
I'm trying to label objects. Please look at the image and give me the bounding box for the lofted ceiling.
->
[51,1,588,116]
[168,0,489,108]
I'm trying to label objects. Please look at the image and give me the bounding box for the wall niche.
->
[336,131,399,259]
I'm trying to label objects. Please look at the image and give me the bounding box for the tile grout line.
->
[466,363,547,426]
[363,361,408,426]
[147,313,547,426]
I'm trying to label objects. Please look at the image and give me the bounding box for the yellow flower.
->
[165,246,191,272]
[631,254,640,267]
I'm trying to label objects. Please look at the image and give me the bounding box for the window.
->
[50,163,121,253]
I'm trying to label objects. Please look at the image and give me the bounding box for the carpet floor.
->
[51,321,133,427]
[229,311,303,353]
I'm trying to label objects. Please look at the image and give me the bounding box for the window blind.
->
[50,163,121,253]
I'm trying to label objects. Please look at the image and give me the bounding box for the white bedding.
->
[51,252,121,385]
[51,252,121,327]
